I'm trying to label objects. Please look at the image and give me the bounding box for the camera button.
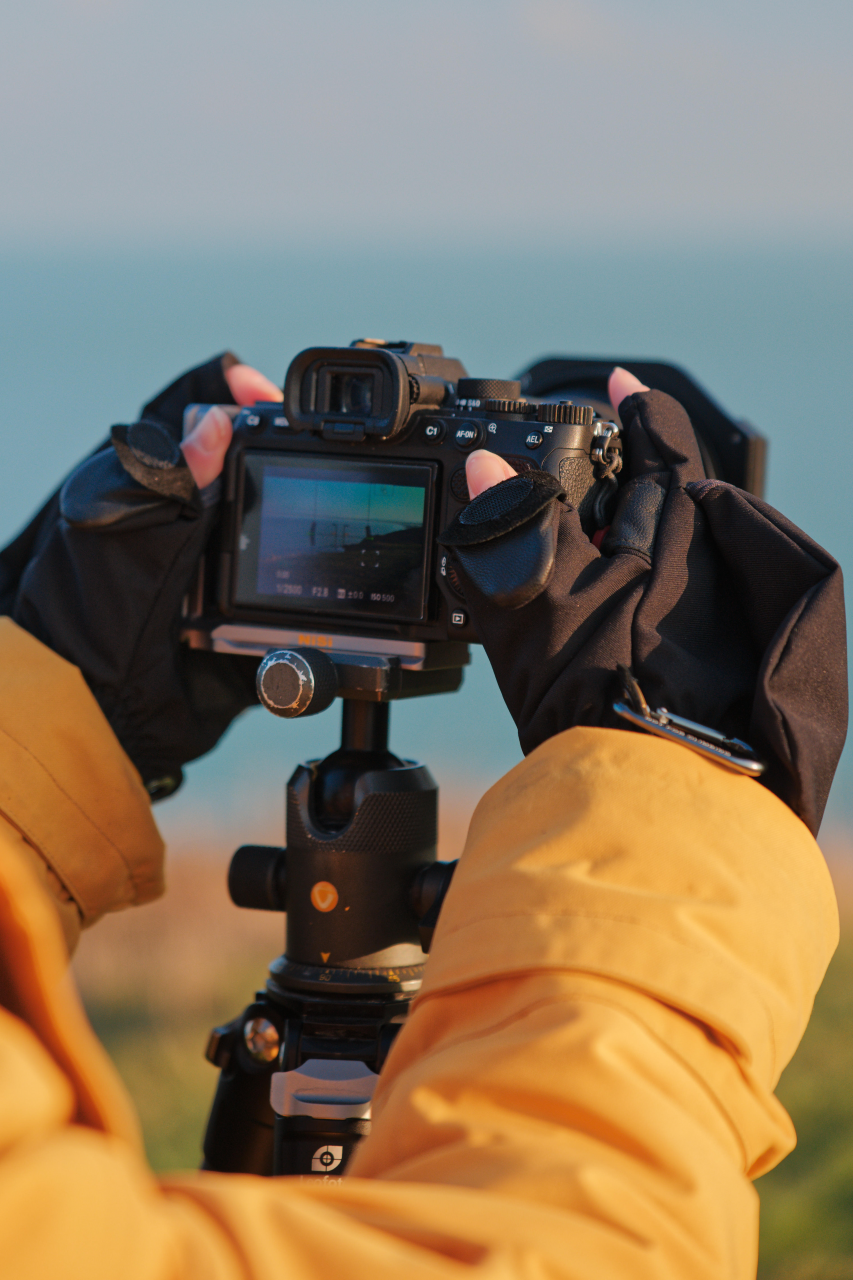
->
[450,609,468,628]
[424,419,446,443]
[525,430,544,449]
[450,467,470,503]
[453,422,484,451]
[272,415,291,432]
[244,413,263,432]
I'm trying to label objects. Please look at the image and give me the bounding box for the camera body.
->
[183,340,620,662]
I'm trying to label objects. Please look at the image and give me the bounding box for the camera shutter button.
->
[453,422,484,451]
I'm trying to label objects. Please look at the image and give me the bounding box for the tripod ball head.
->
[257,647,339,718]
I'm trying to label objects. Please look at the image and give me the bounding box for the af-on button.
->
[453,422,484,451]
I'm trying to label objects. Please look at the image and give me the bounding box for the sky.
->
[1,0,851,250]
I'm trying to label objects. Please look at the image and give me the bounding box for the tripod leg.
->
[202,1001,282,1175]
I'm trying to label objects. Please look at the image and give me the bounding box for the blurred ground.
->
[73,813,853,1279]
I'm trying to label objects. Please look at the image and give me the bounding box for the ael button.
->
[525,430,544,449]
[453,422,484,451]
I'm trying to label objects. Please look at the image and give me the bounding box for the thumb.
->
[180,406,233,489]
[466,449,517,498]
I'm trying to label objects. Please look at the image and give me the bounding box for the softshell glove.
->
[0,354,260,799]
[440,389,847,835]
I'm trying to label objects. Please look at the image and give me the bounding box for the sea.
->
[2,241,851,852]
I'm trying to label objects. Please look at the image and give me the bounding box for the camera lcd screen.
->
[234,454,433,622]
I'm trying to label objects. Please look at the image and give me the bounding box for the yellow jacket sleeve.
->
[0,617,165,952]
[0,620,838,1280]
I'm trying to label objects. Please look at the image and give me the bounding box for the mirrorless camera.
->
[182,339,625,670]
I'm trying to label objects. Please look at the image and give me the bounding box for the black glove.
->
[0,353,260,799]
[440,390,847,835]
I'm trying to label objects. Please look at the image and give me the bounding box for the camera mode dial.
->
[456,378,522,403]
[257,648,338,719]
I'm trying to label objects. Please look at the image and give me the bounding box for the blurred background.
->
[2,3,852,1276]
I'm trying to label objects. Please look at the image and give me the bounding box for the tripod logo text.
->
[310,881,339,912]
[312,1145,343,1172]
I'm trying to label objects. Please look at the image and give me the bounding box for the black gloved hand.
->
[0,353,272,799]
[441,382,847,836]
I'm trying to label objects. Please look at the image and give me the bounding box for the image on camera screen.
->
[234,454,433,622]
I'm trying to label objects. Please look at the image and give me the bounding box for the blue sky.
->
[1,0,851,250]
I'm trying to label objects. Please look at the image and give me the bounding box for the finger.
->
[180,406,233,489]
[140,352,240,435]
[466,450,517,498]
[608,367,649,415]
[225,363,283,407]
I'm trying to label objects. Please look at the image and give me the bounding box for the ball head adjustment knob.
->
[256,648,339,718]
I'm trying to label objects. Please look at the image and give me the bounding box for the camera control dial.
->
[537,402,595,425]
[483,398,538,416]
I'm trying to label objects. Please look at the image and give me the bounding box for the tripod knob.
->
[257,648,339,718]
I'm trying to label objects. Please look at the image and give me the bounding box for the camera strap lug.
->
[591,422,623,482]
[612,664,764,778]
[590,421,623,527]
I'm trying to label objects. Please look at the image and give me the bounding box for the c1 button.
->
[525,430,544,449]
[453,422,484,451]
[424,419,446,443]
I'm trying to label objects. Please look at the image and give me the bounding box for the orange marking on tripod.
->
[310,881,339,912]
[321,952,330,963]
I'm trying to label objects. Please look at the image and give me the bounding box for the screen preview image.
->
[238,456,431,622]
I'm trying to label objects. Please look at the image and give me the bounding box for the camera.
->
[182,339,625,669]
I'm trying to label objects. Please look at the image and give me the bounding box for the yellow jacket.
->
[0,617,838,1279]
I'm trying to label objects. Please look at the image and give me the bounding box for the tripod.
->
[201,645,464,1178]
